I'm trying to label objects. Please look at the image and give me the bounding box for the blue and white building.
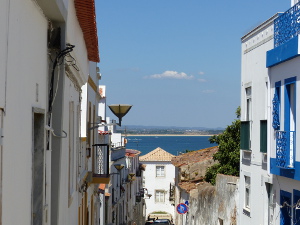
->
[240,0,300,224]
[268,2,300,224]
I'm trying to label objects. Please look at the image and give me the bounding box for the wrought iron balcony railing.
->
[276,131,295,169]
[88,144,110,183]
[274,2,300,47]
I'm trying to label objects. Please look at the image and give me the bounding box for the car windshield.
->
[153,220,169,224]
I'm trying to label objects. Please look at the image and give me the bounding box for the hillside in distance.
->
[116,125,224,135]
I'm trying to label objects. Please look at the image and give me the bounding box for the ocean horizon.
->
[125,135,217,156]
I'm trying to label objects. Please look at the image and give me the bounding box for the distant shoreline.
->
[125,134,216,137]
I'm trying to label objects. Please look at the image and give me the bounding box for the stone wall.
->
[187,174,239,225]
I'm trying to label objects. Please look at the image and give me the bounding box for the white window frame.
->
[244,175,251,210]
[156,165,165,177]
[155,190,165,203]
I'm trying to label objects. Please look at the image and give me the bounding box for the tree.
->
[205,107,240,185]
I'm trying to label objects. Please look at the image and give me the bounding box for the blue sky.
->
[95,1,289,128]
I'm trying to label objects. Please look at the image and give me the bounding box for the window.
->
[280,190,291,225]
[245,87,252,121]
[284,77,296,133]
[155,190,165,202]
[277,189,300,225]
[241,121,250,150]
[293,190,300,224]
[274,78,296,169]
[156,166,165,177]
[241,87,252,150]
[265,183,274,225]
[245,176,251,210]
[260,120,267,153]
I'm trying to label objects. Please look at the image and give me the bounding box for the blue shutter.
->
[273,82,281,130]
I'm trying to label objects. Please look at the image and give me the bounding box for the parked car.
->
[145,221,154,225]
[153,219,172,224]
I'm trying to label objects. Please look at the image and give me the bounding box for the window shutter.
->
[241,121,250,150]
[260,120,267,153]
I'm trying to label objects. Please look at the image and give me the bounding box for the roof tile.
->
[139,147,175,161]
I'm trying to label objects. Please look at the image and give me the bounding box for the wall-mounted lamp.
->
[145,194,152,199]
[108,104,132,126]
[79,182,88,193]
[114,164,125,171]
[114,164,124,191]
[140,188,152,199]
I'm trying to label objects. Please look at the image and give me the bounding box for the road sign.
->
[176,203,188,214]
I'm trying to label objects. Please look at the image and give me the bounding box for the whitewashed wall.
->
[1,1,48,224]
[239,16,275,225]
[143,161,175,220]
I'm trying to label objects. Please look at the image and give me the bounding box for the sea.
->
[125,135,217,156]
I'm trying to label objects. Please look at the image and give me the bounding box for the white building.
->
[0,0,100,224]
[106,135,145,225]
[140,147,175,222]
[239,12,275,225]
[240,1,300,224]
[80,62,108,225]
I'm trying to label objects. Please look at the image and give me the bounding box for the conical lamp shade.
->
[108,104,132,126]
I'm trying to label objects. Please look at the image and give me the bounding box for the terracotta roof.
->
[179,180,205,193]
[74,0,100,62]
[139,147,175,162]
[125,149,141,157]
[171,146,218,167]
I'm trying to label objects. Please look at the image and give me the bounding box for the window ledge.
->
[241,149,251,153]
[242,150,252,160]
[262,153,268,164]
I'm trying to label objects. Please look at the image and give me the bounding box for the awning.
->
[98,183,105,194]
[98,184,105,190]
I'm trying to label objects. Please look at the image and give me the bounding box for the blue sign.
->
[176,203,188,214]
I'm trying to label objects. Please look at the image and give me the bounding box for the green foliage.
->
[185,149,195,153]
[205,107,241,185]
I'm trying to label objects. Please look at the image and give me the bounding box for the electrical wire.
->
[48,44,75,116]
[47,44,75,149]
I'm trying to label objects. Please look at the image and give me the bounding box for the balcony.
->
[267,3,300,67]
[276,131,295,169]
[88,144,110,184]
[274,2,300,48]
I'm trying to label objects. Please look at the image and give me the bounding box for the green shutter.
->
[241,121,250,150]
[260,120,267,153]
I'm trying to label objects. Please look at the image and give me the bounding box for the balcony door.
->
[284,77,296,167]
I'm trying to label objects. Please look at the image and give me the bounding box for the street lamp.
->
[108,104,132,126]
[114,164,125,171]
